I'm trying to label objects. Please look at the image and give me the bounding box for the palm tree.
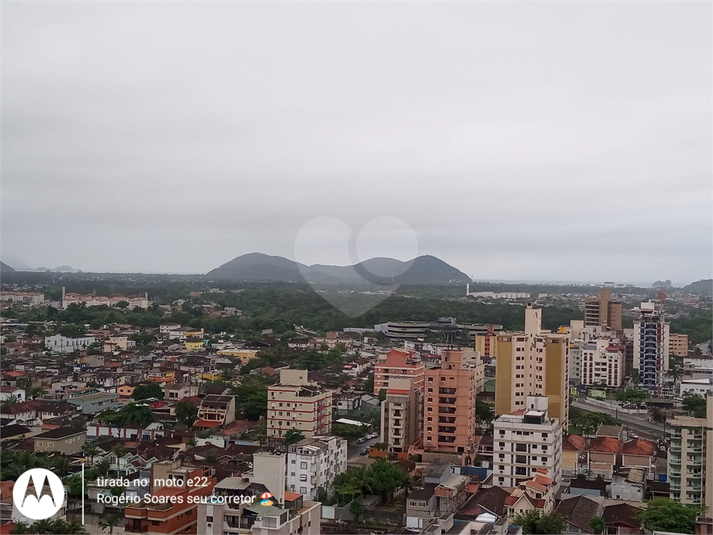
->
[95,457,111,477]
[83,442,99,467]
[52,455,71,477]
[112,443,127,475]
[99,514,122,534]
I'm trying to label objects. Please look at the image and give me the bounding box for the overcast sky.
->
[2,2,711,284]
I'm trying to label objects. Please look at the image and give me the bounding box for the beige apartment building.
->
[373,348,425,395]
[584,288,622,331]
[668,393,713,511]
[670,333,690,358]
[381,377,422,453]
[495,305,569,426]
[267,369,332,441]
[423,350,476,454]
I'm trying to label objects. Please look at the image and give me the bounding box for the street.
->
[572,399,665,439]
[347,434,382,460]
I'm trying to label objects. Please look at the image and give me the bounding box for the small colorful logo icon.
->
[13,469,64,520]
[259,492,274,506]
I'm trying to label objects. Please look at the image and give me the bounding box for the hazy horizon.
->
[3,3,711,282]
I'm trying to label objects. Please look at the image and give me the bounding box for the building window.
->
[300,487,307,494]
[206,516,213,523]
[301,462,307,469]
[300,475,307,481]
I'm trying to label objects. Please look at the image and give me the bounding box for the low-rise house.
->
[588,437,622,479]
[67,392,120,414]
[610,467,646,502]
[87,422,165,442]
[562,435,586,477]
[621,439,656,478]
[454,486,510,522]
[0,386,24,402]
[406,484,438,529]
[554,494,602,534]
[163,383,199,401]
[505,470,556,519]
[0,424,31,443]
[195,395,236,428]
[567,478,608,498]
[34,427,86,455]
[602,503,643,535]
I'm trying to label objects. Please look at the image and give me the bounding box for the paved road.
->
[572,400,665,439]
[347,435,381,460]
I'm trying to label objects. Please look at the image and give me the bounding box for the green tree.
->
[365,458,405,503]
[615,389,649,403]
[175,400,198,427]
[476,399,495,423]
[682,393,707,418]
[83,442,99,467]
[636,498,703,534]
[132,383,164,401]
[349,499,365,522]
[513,510,566,535]
[283,430,306,446]
[52,455,71,476]
[95,457,111,476]
[589,516,605,535]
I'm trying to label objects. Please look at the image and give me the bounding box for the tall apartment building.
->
[493,396,563,491]
[381,377,422,453]
[668,394,713,510]
[584,288,622,331]
[633,301,670,393]
[670,333,690,358]
[423,350,476,454]
[475,325,499,359]
[495,305,569,426]
[267,370,332,441]
[571,338,624,388]
[286,435,347,500]
[373,348,425,395]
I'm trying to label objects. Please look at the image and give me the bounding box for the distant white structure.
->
[45,334,96,353]
[466,284,529,300]
[0,292,45,306]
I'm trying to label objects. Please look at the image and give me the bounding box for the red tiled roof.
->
[622,438,656,456]
[284,491,302,501]
[588,437,622,453]
[563,435,585,451]
[195,420,222,428]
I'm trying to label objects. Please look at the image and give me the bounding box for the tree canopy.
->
[513,510,566,535]
[132,383,164,401]
[636,498,703,534]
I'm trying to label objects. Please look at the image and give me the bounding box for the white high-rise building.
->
[493,396,563,491]
[286,436,347,500]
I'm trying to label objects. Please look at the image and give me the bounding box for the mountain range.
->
[206,253,471,284]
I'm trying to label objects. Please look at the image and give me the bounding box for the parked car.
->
[357,436,367,444]
[360,448,369,456]
[367,432,378,439]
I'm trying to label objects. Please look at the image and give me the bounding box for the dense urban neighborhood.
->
[0,272,711,535]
